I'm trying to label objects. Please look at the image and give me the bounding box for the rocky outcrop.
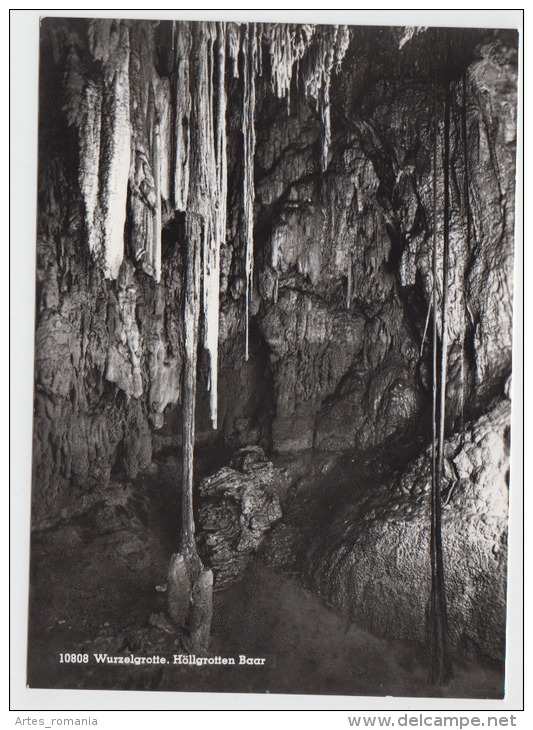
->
[306,399,510,661]
[197,447,284,587]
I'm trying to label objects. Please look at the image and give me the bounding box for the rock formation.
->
[197,446,284,588]
[306,399,510,662]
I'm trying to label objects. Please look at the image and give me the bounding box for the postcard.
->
[21,12,520,704]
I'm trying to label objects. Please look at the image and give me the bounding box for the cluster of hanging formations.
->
[63,19,351,430]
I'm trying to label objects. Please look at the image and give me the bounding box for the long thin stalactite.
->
[242,24,258,362]
[180,213,202,553]
[204,21,227,428]
[429,76,453,686]
[460,72,470,443]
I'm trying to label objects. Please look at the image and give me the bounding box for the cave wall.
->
[32,20,517,527]
[306,400,511,662]
[253,30,517,452]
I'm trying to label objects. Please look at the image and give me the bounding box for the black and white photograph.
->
[17,10,521,705]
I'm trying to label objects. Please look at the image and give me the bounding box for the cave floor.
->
[27,449,504,699]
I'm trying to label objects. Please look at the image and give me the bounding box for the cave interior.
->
[28,17,518,698]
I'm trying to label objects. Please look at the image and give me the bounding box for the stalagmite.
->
[242,24,258,361]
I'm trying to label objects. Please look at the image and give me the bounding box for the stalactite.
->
[128,22,154,270]
[139,81,159,280]
[215,23,228,253]
[430,77,439,673]
[270,226,280,304]
[346,253,352,309]
[181,213,202,552]
[460,72,471,438]
[167,23,221,643]
[398,26,429,49]
[98,21,131,280]
[167,211,213,651]
[269,24,294,105]
[75,20,350,290]
[78,81,102,258]
[429,77,440,685]
[228,23,241,78]
[152,112,162,283]
[429,78,453,687]
[267,23,315,105]
[420,300,432,356]
[265,22,348,167]
[374,209,380,264]
[72,17,354,456]
[257,24,264,77]
[174,21,226,428]
[88,19,120,63]
[302,25,350,171]
[173,22,192,211]
[242,24,258,361]
[73,20,132,279]
[334,25,350,70]
[320,33,336,172]
[199,23,220,428]
[143,67,172,283]
[158,77,172,204]
[201,23,216,409]
[203,21,228,428]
